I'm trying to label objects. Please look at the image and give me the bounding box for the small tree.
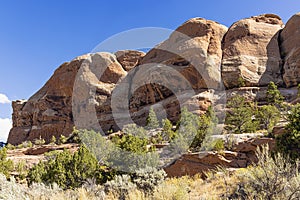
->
[225,95,258,134]
[146,108,160,130]
[276,103,300,160]
[256,105,280,134]
[162,119,175,141]
[27,145,107,189]
[266,81,284,106]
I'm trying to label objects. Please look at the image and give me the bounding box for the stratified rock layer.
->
[222,14,284,88]
[8,13,300,145]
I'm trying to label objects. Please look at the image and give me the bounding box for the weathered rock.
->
[164,151,248,177]
[140,17,228,90]
[8,52,127,145]
[280,13,300,87]
[115,50,145,71]
[164,136,275,177]
[222,14,284,88]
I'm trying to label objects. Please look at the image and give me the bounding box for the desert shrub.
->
[256,105,280,134]
[50,136,57,145]
[146,108,160,130]
[0,175,28,200]
[114,134,148,154]
[212,139,224,151]
[231,145,300,199]
[153,177,191,200]
[15,161,27,181]
[27,145,109,189]
[175,107,201,152]
[5,143,15,150]
[58,134,67,144]
[266,81,284,107]
[0,147,14,178]
[78,129,114,164]
[225,95,258,134]
[104,174,136,200]
[123,123,147,138]
[34,136,45,145]
[237,76,246,87]
[276,103,300,160]
[132,167,167,195]
[110,129,159,172]
[161,118,176,141]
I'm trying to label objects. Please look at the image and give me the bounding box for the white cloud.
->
[0,118,12,142]
[0,94,10,104]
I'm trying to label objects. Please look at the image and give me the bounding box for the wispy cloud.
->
[0,118,12,142]
[0,94,10,104]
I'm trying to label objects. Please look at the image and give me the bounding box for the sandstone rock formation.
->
[115,50,145,71]
[222,14,284,88]
[164,135,275,177]
[280,13,300,87]
[8,53,127,145]
[141,17,228,90]
[8,13,300,146]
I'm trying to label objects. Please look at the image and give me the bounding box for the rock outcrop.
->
[8,13,300,145]
[164,135,275,177]
[280,13,300,87]
[222,14,284,88]
[8,53,127,144]
[141,17,228,90]
[115,50,145,71]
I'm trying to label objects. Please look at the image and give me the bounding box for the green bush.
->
[256,105,280,134]
[162,119,176,141]
[50,136,57,145]
[232,145,300,199]
[27,145,111,189]
[110,133,159,172]
[34,136,45,145]
[276,103,300,160]
[104,174,136,199]
[266,81,284,106]
[225,95,258,134]
[0,147,14,178]
[146,108,160,130]
[58,135,67,145]
[5,143,15,150]
[132,167,167,195]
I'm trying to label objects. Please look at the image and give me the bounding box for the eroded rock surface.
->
[281,13,300,87]
[222,14,284,88]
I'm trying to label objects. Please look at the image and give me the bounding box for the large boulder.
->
[280,13,300,87]
[8,52,127,145]
[140,17,228,90]
[222,14,284,88]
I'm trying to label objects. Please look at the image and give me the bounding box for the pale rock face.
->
[141,17,228,90]
[280,13,300,87]
[8,52,127,145]
[222,14,284,88]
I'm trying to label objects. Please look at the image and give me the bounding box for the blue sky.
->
[0,0,299,141]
